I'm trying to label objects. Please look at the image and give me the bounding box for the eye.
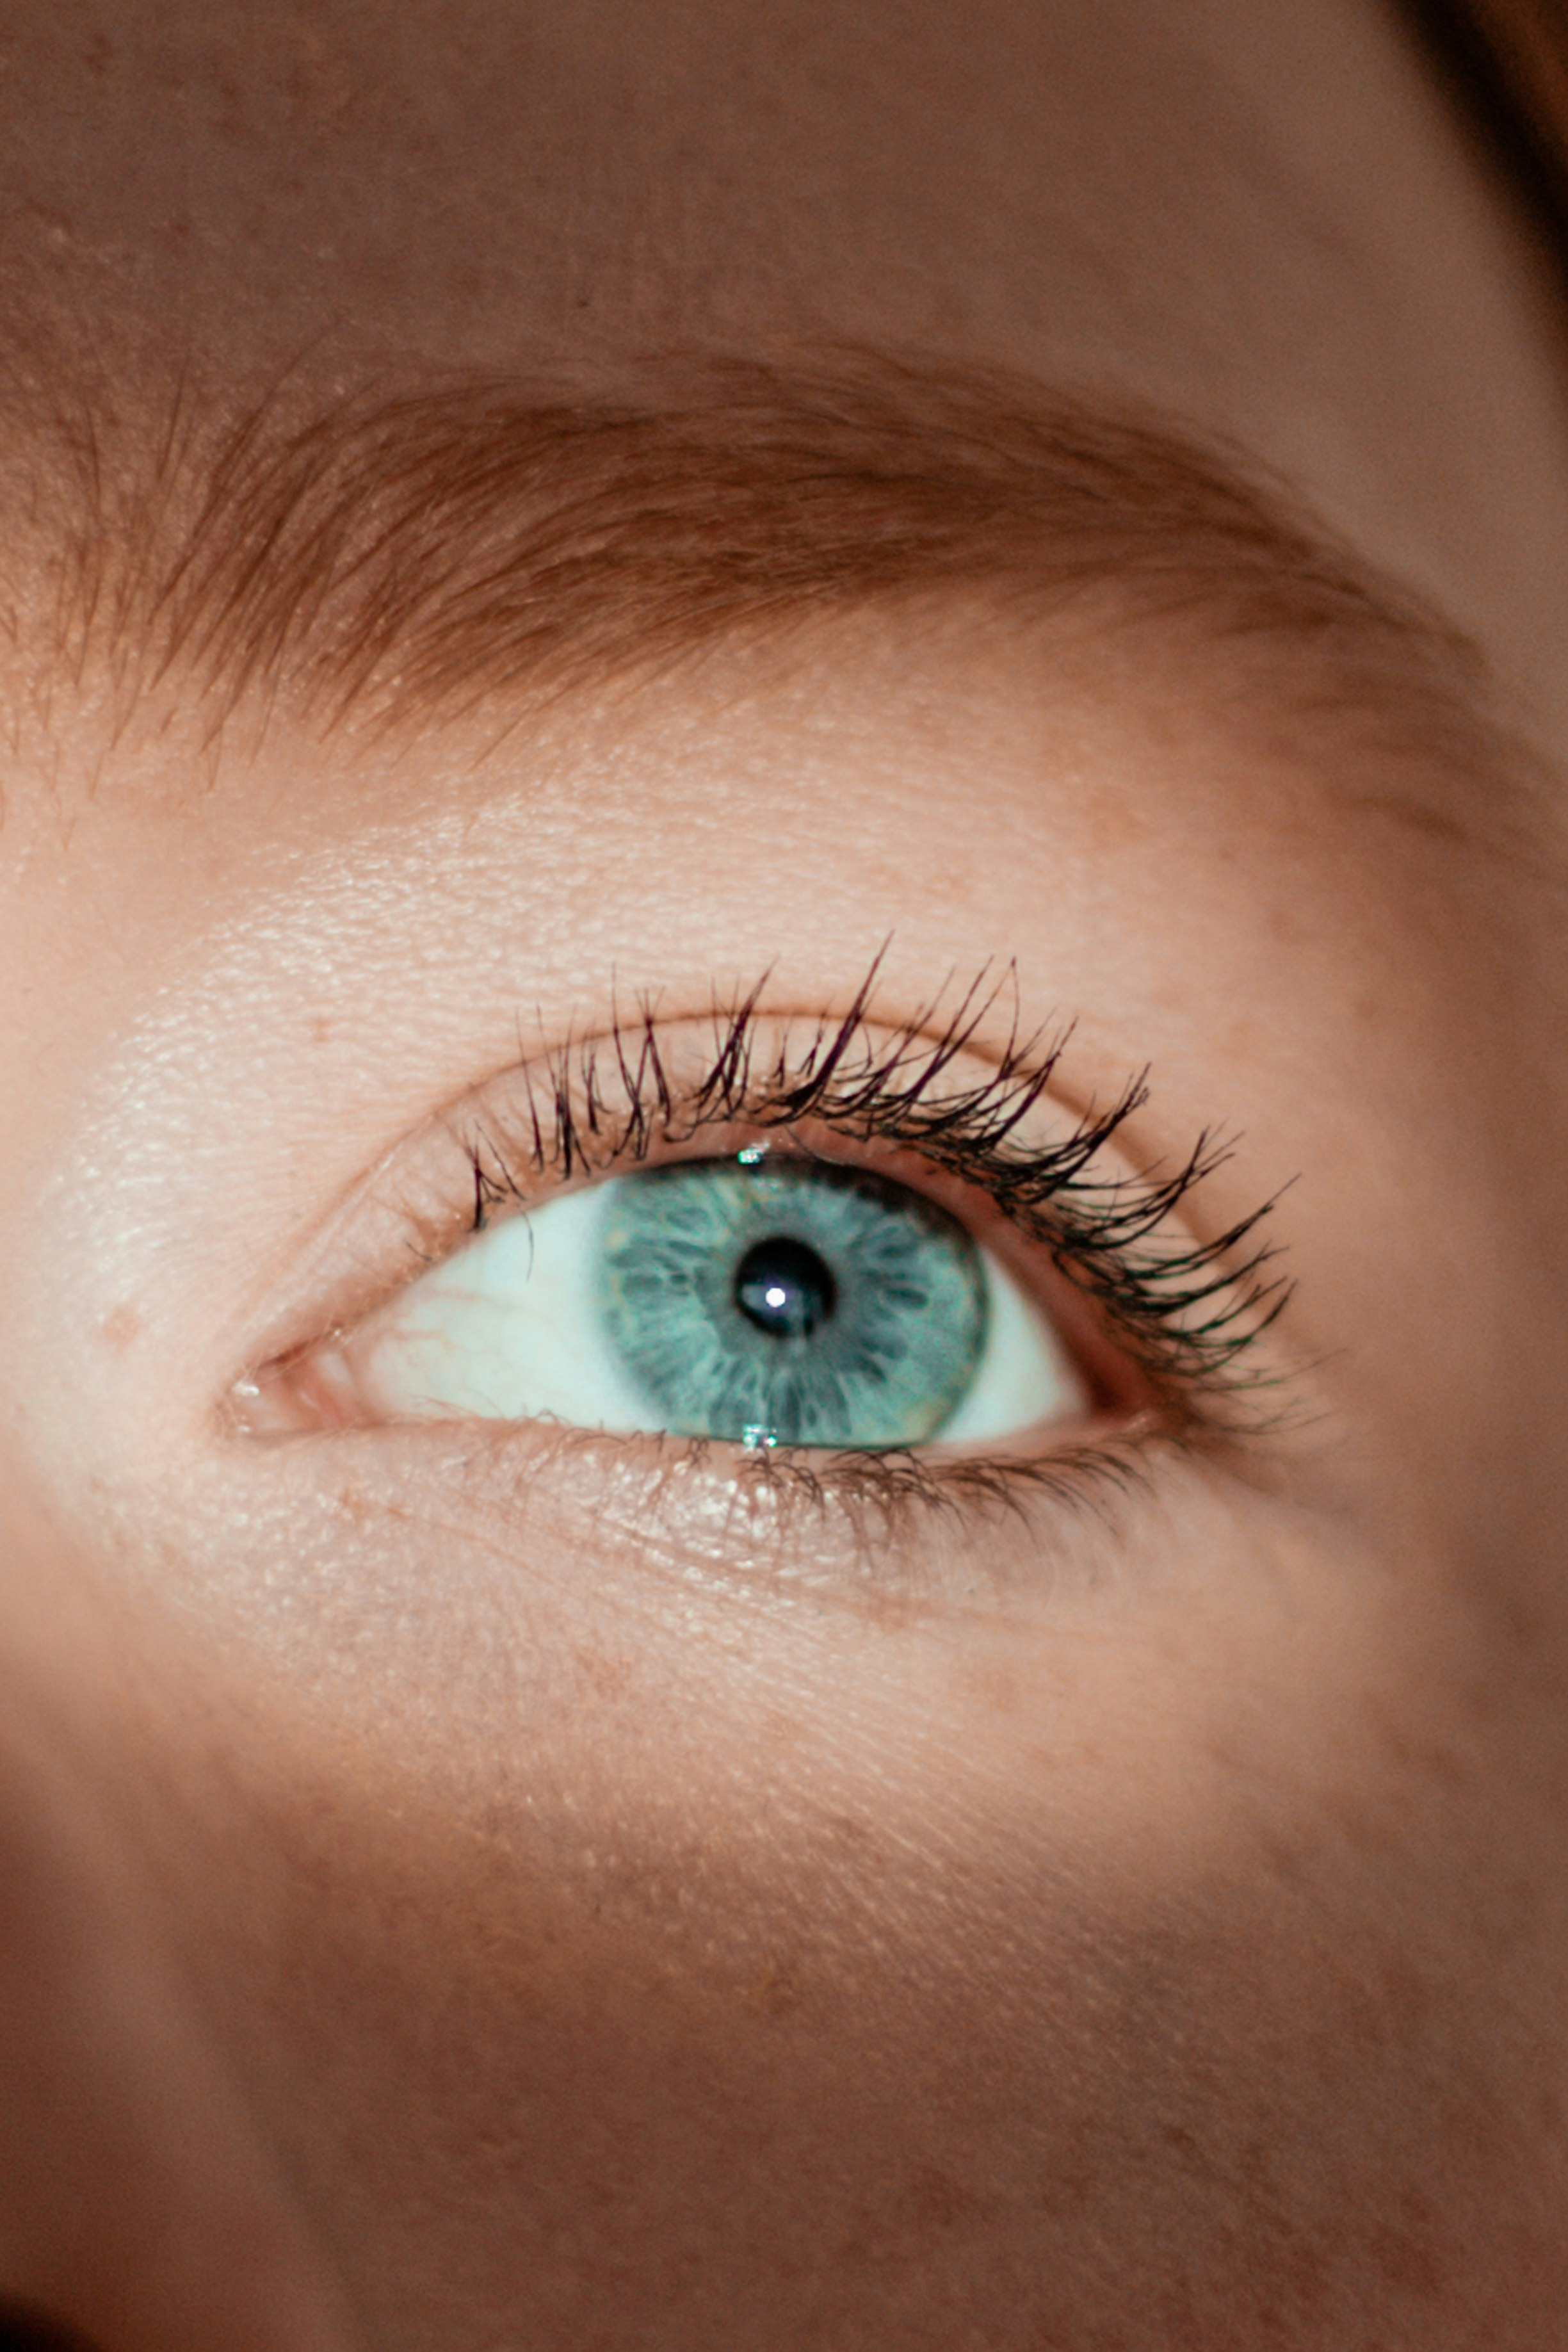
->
[235,976,1288,1464]
[305,1153,1087,1448]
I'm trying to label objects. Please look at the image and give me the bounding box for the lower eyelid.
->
[251,1407,1175,1612]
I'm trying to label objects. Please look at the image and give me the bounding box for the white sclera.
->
[352,1173,1088,1442]
[935,1243,1087,1443]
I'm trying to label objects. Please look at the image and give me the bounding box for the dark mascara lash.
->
[462,957,1293,1430]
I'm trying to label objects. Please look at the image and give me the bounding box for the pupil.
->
[734,1235,837,1341]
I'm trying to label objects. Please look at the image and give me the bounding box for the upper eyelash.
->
[458,951,1295,1431]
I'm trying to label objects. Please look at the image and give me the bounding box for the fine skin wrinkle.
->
[0,2,1566,2348]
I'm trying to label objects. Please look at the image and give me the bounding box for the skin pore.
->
[1,1,1567,2346]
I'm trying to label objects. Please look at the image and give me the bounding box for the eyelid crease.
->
[235,955,1297,1444]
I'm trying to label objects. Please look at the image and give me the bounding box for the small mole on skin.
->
[101,1302,143,1350]
[310,1016,332,1044]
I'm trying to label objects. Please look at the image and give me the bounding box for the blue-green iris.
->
[596,1157,987,1447]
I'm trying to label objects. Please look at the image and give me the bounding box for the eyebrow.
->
[17,347,1545,851]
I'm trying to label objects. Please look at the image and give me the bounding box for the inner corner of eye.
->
[255,1157,1094,1450]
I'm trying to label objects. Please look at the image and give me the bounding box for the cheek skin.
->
[0,1470,358,2352]
[94,1425,1568,2345]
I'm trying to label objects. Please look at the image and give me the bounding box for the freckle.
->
[1088,797,1151,853]
[310,1016,332,1044]
[573,1646,635,1703]
[742,1956,800,2016]
[962,1660,1022,1714]
[101,1302,143,1350]
[900,2164,995,2232]
[826,1812,874,1854]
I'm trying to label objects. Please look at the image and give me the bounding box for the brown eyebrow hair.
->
[11,346,1519,806]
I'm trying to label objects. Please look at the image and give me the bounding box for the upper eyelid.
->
[464,982,1289,1393]
[230,1007,1074,1374]
[231,970,1293,1440]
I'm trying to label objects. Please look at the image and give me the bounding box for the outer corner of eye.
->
[234,1158,1096,1456]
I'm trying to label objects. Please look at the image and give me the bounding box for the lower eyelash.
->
[417,1411,1179,1604]
[462,953,1294,1432]
[720,1423,1163,1535]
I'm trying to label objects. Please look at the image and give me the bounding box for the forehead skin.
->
[3,4,1568,2350]
[3,0,1568,741]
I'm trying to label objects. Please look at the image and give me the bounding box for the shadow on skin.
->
[0,2306,103,2351]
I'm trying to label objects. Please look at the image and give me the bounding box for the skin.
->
[1,1,1567,2345]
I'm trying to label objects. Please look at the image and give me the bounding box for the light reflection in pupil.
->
[734,1235,838,1341]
